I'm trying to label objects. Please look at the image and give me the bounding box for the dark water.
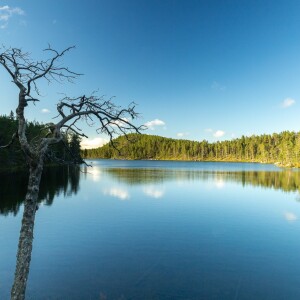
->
[1,160,300,299]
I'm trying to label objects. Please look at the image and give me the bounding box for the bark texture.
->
[11,163,43,300]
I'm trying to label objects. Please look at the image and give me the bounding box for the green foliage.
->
[0,115,82,169]
[0,114,23,167]
[83,132,300,167]
[69,134,82,163]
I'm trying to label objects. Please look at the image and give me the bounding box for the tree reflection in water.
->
[2,164,300,299]
[0,165,80,216]
[102,167,300,193]
[0,165,80,299]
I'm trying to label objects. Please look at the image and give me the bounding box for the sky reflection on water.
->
[1,160,300,299]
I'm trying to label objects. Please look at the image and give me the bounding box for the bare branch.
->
[0,45,81,101]
[0,132,18,149]
[0,45,82,164]
[53,95,145,147]
[1,44,143,299]
[0,45,144,164]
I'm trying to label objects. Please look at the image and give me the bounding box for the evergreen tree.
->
[83,132,300,167]
[0,114,82,169]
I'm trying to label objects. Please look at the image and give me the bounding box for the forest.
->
[0,113,82,170]
[3,111,300,168]
[83,132,300,167]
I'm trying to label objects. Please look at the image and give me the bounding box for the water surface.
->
[1,160,300,299]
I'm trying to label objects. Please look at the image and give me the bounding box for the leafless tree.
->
[0,45,143,300]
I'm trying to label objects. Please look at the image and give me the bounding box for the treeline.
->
[83,132,300,167]
[0,113,82,169]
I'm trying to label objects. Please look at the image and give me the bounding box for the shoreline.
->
[84,157,299,169]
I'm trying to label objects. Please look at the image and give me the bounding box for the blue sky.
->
[1,0,300,148]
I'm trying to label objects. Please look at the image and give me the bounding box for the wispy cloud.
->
[109,117,129,127]
[284,211,297,222]
[0,5,24,29]
[213,130,225,138]
[281,98,296,108]
[103,187,130,200]
[41,108,51,114]
[177,132,189,138]
[145,119,165,130]
[205,128,225,138]
[80,137,108,149]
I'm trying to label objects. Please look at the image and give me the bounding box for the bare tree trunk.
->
[0,45,143,300]
[11,162,44,300]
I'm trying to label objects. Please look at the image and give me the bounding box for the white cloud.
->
[109,117,129,127]
[80,137,108,149]
[9,7,24,15]
[0,14,9,21]
[143,186,164,199]
[281,98,296,108]
[41,108,50,114]
[145,119,165,130]
[0,6,9,12]
[284,211,297,222]
[0,5,24,29]
[213,130,225,138]
[205,128,225,138]
[0,6,24,15]
[103,187,129,200]
[177,132,189,138]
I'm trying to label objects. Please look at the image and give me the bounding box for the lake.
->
[1,160,300,299]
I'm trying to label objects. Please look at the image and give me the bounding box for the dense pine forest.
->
[0,113,81,170]
[83,132,300,167]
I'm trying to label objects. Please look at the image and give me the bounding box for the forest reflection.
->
[0,165,80,216]
[102,167,300,193]
[2,166,300,216]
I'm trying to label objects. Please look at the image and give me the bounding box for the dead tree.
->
[0,46,143,300]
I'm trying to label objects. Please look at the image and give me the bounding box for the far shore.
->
[85,157,299,169]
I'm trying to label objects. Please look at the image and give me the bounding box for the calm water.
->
[1,160,300,299]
